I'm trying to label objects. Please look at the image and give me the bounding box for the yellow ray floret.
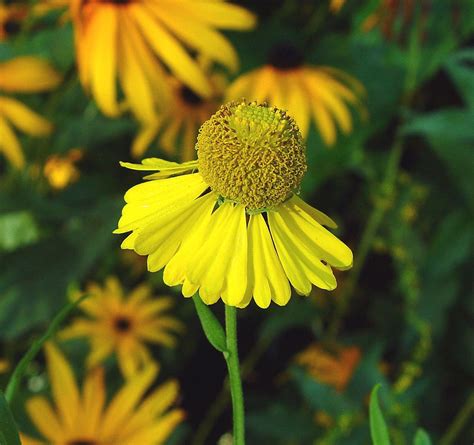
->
[21,343,184,445]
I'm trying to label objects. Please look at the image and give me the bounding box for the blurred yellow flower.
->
[132,60,225,161]
[329,0,346,13]
[115,101,353,309]
[61,277,183,377]
[295,343,361,391]
[0,56,61,168]
[0,4,27,41]
[21,343,184,445]
[0,358,9,373]
[226,43,365,146]
[71,0,255,123]
[43,148,83,190]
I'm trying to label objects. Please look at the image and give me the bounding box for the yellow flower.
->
[21,343,184,445]
[0,57,62,168]
[226,43,365,146]
[71,0,255,122]
[295,343,361,391]
[0,4,27,41]
[43,148,83,190]
[132,59,225,161]
[329,0,346,13]
[0,358,9,374]
[61,277,184,377]
[115,101,353,309]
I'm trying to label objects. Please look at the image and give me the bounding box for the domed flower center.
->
[267,42,304,70]
[4,20,21,35]
[180,85,204,106]
[113,316,132,333]
[197,100,307,211]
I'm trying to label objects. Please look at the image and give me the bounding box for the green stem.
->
[224,305,245,445]
[439,392,474,445]
[328,137,404,339]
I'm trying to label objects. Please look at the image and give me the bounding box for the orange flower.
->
[295,343,361,391]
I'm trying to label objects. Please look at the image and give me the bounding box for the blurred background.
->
[0,0,473,444]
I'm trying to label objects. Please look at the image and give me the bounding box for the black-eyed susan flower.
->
[21,343,184,445]
[43,148,83,190]
[71,0,255,122]
[115,100,353,309]
[295,343,361,391]
[132,59,225,161]
[61,277,183,377]
[0,4,27,40]
[0,56,61,168]
[226,43,365,146]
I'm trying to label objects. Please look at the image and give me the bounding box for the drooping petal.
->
[81,367,105,436]
[0,97,52,136]
[25,396,64,442]
[0,115,24,168]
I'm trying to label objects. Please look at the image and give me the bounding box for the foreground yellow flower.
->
[43,148,83,190]
[295,343,361,391]
[0,57,61,168]
[72,0,255,122]
[61,277,183,377]
[115,101,353,309]
[132,59,225,161]
[226,43,365,145]
[21,343,184,445]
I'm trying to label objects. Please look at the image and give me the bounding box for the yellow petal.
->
[286,74,311,137]
[0,97,52,136]
[0,56,61,93]
[25,396,64,442]
[150,4,239,71]
[89,5,120,117]
[310,95,336,146]
[290,195,338,228]
[181,1,256,30]
[81,367,105,436]
[131,121,162,159]
[131,3,212,98]
[44,343,80,430]
[100,363,158,437]
[117,10,156,123]
[0,115,24,168]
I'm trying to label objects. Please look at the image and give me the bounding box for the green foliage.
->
[192,296,227,353]
[0,391,21,445]
[369,385,391,445]
[0,211,39,252]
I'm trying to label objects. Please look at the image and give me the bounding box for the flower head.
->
[0,4,27,41]
[61,277,183,377]
[44,148,83,190]
[295,343,361,391]
[21,343,184,445]
[0,57,61,168]
[71,0,255,122]
[226,43,365,146]
[115,101,352,309]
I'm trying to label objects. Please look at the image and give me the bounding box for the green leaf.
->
[413,429,432,445]
[444,49,474,107]
[192,296,227,353]
[0,391,21,445]
[4,294,89,403]
[0,211,40,252]
[369,384,391,445]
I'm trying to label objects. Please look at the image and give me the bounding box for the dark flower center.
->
[4,20,21,35]
[114,316,132,332]
[180,85,204,106]
[267,42,304,70]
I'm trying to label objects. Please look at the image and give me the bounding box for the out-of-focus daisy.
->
[0,56,61,168]
[61,277,183,377]
[0,4,27,40]
[295,343,361,391]
[71,0,255,122]
[21,343,184,445]
[0,358,9,373]
[132,60,226,161]
[329,0,346,13]
[115,100,353,309]
[43,148,83,190]
[226,43,365,146]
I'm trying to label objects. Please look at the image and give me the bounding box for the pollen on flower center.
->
[197,100,307,210]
